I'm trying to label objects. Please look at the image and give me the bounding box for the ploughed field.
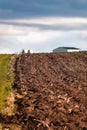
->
[0,52,87,130]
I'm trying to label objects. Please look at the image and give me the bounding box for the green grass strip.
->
[0,54,14,111]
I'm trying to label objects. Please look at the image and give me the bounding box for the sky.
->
[0,0,87,53]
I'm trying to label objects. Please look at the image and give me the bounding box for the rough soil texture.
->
[0,52,87,130]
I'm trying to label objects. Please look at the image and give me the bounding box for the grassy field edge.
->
[0,54,16,115]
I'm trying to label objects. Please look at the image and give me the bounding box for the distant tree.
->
[21,49,25,54]
[28,50,30,54]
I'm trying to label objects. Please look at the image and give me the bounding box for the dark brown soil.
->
[0,52,87,130]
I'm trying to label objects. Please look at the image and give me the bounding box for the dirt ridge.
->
[14,52,87,130]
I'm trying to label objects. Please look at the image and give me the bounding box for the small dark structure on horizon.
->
[53,47,80,52]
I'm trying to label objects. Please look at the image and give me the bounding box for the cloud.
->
[0,16,87,53]
[0,0,87,19]
[0,1,87,53]
[1,17,87,34]
[0,30,87,53]
[0,47,14,54]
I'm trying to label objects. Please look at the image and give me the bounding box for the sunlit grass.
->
[0,54,14,111]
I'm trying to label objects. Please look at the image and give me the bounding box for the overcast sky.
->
[0,0,87,53]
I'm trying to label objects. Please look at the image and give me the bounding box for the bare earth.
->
[0,52,87,130]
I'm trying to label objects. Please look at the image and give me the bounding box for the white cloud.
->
[1,17,87,25]
[0,17,87,53]
[0,24,39,36]
[0,47,13,54]
[16,30,63,45]
[0,17,87,35]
